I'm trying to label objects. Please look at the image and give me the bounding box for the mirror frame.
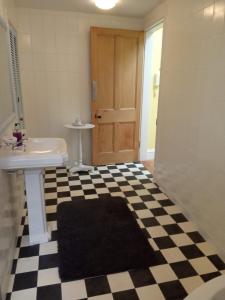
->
[0,15,16,134]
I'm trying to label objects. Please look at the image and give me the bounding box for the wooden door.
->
[91,27,144,165]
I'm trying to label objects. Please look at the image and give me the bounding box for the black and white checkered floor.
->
[6,163,225,300]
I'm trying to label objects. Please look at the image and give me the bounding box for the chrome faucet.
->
[0,136,16,148]
[0,136,27,151]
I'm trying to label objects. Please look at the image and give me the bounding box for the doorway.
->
[140,22,164,173]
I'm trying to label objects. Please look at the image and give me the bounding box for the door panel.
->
[98,123,114,153]
[115,37,138,109]
[91,27,144,165]
[118,122,135,151]
[97,35,114,109]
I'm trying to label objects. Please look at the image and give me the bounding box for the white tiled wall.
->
[0,1,25,298]
[17,8,144,164]
[145,0,225,260]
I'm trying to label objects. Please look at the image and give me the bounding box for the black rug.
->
[57,197,156,281]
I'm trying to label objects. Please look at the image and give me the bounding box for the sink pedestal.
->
[24,169,50,245]
[0,138,68,244]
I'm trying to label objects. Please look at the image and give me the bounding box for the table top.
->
[64,123,95,130]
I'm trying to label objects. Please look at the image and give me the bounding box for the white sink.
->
[0,137,68,245]
[0,138,68,170]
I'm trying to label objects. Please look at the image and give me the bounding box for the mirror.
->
[0,17,15,133]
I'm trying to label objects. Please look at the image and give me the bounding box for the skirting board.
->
[147,149,155,160]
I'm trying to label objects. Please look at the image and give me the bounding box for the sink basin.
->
[0,137,68,245]
[0,138,68,170]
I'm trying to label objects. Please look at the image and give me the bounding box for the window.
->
[9,25,24,122]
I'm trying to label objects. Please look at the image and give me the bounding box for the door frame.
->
[140,20,164,162]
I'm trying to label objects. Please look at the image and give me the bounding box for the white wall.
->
[17,8,144,164]
[144,0,168,29]
[146,0,225,260]
[1,0,17,23]
[0,1,25,298]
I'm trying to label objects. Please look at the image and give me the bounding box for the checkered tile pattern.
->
[6,163,225,300]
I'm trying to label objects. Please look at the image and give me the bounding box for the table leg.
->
[78,129,82,166]
[70,128,95,174]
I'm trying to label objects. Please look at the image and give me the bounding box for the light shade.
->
[94,0,118,10]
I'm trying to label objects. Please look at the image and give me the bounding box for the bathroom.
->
[0,0,225,299]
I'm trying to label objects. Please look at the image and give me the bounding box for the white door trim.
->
[140,22,163,161]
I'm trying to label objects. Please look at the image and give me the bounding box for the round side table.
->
[64,123,95,173]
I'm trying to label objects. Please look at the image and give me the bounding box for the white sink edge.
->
[1,154,68,170]
[0,137,68,170]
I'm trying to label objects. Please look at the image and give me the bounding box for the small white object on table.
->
[64,123,95,173]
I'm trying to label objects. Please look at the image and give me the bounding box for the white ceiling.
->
[15,0,163,18]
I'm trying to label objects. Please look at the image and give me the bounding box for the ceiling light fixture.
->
[94,0,118,10]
